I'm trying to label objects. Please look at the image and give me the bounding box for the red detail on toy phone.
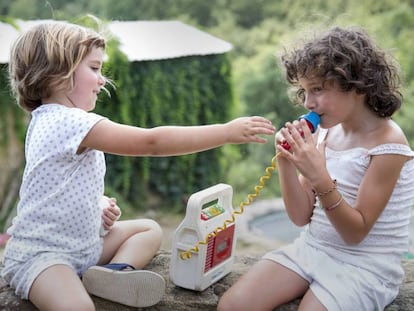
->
[281,111,320,151]
[204,224,235,272]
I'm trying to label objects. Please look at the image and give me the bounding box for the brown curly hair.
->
[9,21,106,112]
[281,26,402,118]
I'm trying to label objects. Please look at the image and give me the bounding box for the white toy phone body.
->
[169,183,237,291]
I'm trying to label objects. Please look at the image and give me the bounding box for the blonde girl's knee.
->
[145,219,163,238]
[150,220,163,244]
[132,218,163,247]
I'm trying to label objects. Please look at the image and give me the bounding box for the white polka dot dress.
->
[3,104,106,266]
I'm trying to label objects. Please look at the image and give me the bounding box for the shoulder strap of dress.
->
[368,144,414,158]
[316,128,328,148]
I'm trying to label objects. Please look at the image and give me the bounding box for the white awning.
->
[0,20,232,64]
[0,22,19,64]
[108,20,232,61]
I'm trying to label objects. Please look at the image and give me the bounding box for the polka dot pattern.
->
[4,104,106,262]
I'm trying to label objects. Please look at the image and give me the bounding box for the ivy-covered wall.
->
[0,22,236,218]
[0,64,26,232]
[0,64,26,146]
[96,47,236,210]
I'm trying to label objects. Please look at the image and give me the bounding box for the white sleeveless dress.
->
[264,128,414,311]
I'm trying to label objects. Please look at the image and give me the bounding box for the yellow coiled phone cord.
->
[179,154,278,260]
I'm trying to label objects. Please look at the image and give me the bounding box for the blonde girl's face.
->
[67,47,105,111]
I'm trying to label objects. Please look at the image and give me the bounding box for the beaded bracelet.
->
[321,193,343,211]
[312,179,337,197]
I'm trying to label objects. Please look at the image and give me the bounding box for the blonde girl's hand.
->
[225,116,275,144]
[99,196,122,236]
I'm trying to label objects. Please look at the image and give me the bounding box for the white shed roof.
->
[0,20,55,63]
[0,20,232,64]
[0,22,19,64]
[108,20,232,61]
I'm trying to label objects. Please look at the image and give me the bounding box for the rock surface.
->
[0,251,413,310]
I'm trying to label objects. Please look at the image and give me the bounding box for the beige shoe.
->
[82,265,165,307]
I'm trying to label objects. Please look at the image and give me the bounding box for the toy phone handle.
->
[185,183,233,224]
[280,111,320,150]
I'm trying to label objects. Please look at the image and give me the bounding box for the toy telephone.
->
[169,111,320,291]
[169,183,236,291]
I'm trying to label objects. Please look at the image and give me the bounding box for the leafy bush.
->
[97,45,237,210]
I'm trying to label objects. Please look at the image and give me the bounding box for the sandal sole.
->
[82,266,165,307]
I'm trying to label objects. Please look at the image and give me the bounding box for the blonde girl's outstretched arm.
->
[79,116,275,156]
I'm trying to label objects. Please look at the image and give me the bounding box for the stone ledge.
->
[1,251,413,310]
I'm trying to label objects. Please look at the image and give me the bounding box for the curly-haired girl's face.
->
[67,47,105,111]
[299,77,364,129]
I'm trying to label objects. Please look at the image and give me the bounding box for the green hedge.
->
[0,64,26,147]
[97,47,236,210]
[0,18,236,213]
[0,63,26,232]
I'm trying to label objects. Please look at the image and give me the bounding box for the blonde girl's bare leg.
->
[29,264,95,311]
[98,218,163,268]
[82,219,165,308]
[217,259,309,311]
